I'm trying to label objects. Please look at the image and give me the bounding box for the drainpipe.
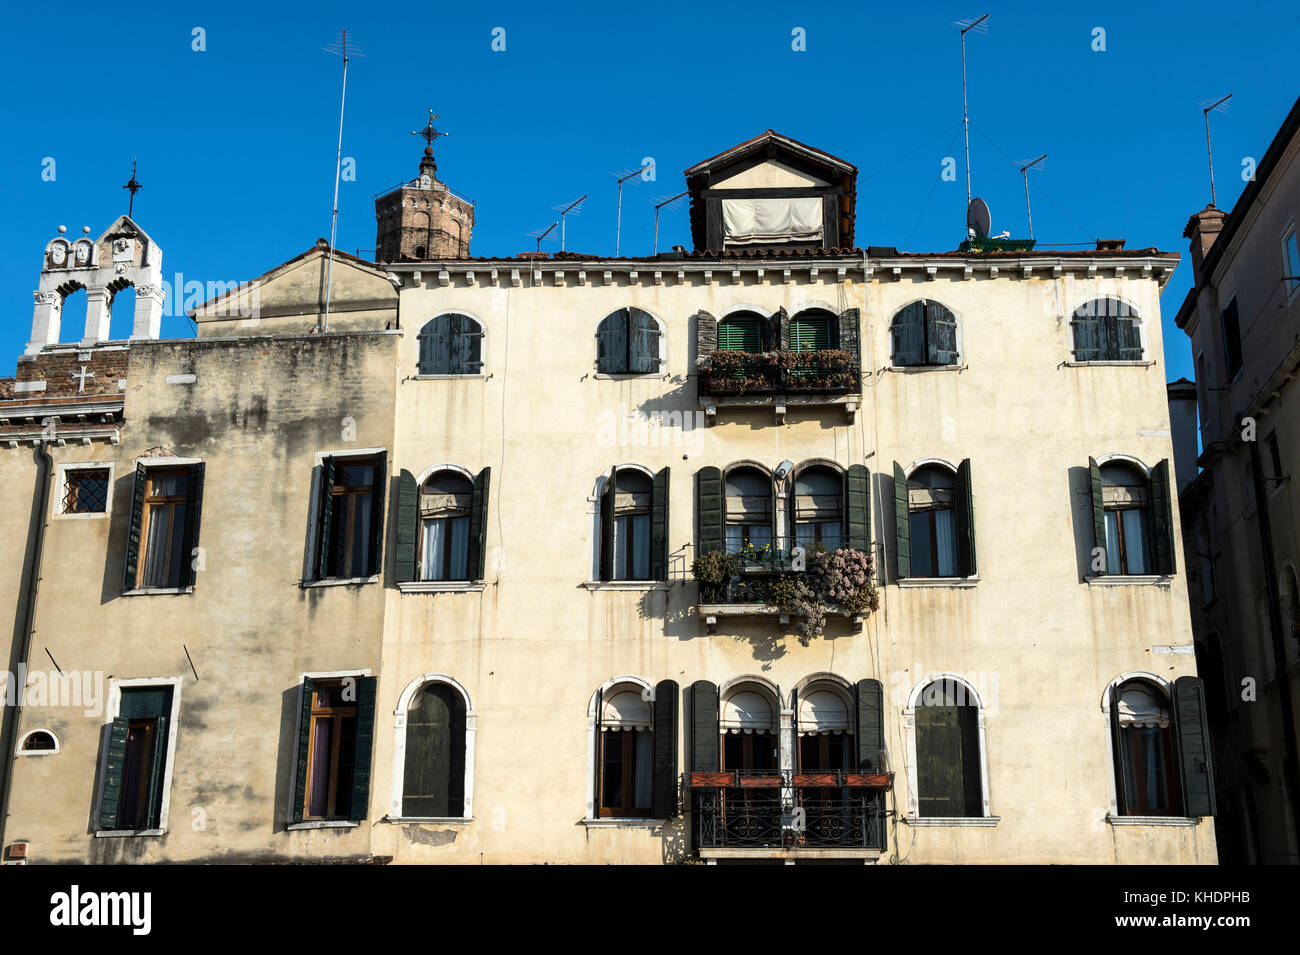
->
[0,442,54,852]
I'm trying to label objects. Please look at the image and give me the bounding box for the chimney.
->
[1167,378,1200,494]
[1182,205,1228,285]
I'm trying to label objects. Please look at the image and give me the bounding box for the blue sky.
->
[2,0,1298,381]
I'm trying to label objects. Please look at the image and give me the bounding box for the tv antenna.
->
[954,14,989,212]
[528,221,558,254]
[1200,94,1232,207]
[652,191,687,255]
[552,195,587,253]
[1018,154,1046,239]
[321,29,364,334]
[613,169,642,257]
[122,158,142,218]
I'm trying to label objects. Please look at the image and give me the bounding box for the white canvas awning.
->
[723,197,823,245]
[798,689,853,735]
[602,689,652,731]
[721,690,776,734]
[1117,685,1169,728]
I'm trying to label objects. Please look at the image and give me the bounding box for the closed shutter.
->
[1150,459,1176,575]
[855,679,885,771]
[892,302,925,366]
[836,306,858,360]
[954,458,976,577]
[1109,684,1126,814]
[650,467,669,580]
[468,467,490,580]
[689,680,720,772]
[349,676,378,822]
[1172,676,1216,817]
[629,309,660,374]
[599,468,616,582]
[315,458,336,580]
[97,717,131,829]
[772,306,789,352]
[421,317,452,374]
[179,462,205,588]
[695,309,718,365]
[122,462,147,591]
[447,315,475,374]
[696,467,724,554]
[367,452,387,578]
[1072,309,1101,361]
[652,679,680,818]
[1089,457,1107,573]
[395,469,418,583]
[145,716,169,829]
[597,311,628,374]
[1117,304,1143,360]
[916,703,980,817]
[1101,311,1122,361]
[928,303,958,364]
[791,313,831,352]
[717,315,761,352]
[845,464,870,552]
[893,462,911,579]
[291,678,315,824]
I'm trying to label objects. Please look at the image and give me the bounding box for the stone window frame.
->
[92,676,184,838]
[52,461,115,521]
[901,673,997,826]
[387,673,477,824]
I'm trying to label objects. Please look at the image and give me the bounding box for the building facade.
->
[0,130,1216,864]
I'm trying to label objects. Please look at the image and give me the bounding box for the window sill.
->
[886,363,963,373]
[54,512,109,521]
[286,820,360,830]
[902,815,1000,827]
[1106,814,1200,827]
[121,586,194,596]
[302,576,380,589]
[397,581,486,593]
[594,371,665,380]
[411,373,487,380]
[1063,360,1153,367]
[95,829,166,838]
[581,818,667,829]
[1085,575,1172,587]
[897,576,978,588]
[384,816,474,825]
[583,581,669,591]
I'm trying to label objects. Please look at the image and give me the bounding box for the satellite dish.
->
[967,198,991,239]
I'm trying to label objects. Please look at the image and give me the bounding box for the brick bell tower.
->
[374,110,475,262]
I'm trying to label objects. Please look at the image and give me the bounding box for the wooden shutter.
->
[892,302,925,366]
[1150,459,1176,575]
[97,717,131,829]
[403,684,463,817]
[1117,304,1143,360]
[1109,683,1127,814]
[837,306,859,361]
[418,325,435,374]
[597,310,628,374]
[1089,457,1107,573]
[592,686,603,811]
[893,462,910,579]
[791,313,831,352]
[855,679,885,771]
[845,464,870,552]
[718,315,761,352]
[179,462,205,588]
[696,467,724,554]
[954,458,976,577]
[915,705,958,817]
[650,467,669,580]
[315,458,336,580]
[927,303,958,364]
[347,676,377,822]
[424,317,453,374]
[652,679,679,818]
[1072,308,1100,361]
[450,315,483,374]
[122,462,147,591]
[629,309,660,374]
[689,680,720,772]
[695,309,717,365]
[291,678,314,823]
[1172,676,1216,817]
[773,306,789,352]
[366,452,387,578]
[599,468,616,582]
[145,716,169,828]
[395,469,418,583]
[468,467,490,580]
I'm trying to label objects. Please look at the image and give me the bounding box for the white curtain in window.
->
[934,509,956,576]
[615,514,650,579]
[423,516,469,580]
[722,197,823,244]
[142,503,171,587]
[1122,510,1147,574]
[634,730,653,809]
[1105,511,1122,574]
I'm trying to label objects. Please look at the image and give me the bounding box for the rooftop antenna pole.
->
[322,29,363,334]
[1201,93,1233,207]
[533,221,558,253]
[122,158,143,218]
[1018,154,1046,239]
[958,14,989,211]
[652,191,687,255]
[558,195,586,253]
[614,170,641,257]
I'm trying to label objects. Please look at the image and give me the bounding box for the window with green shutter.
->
[892,301,958,367]
[1072,298,1143,362]
[293,676,377,823]
[790,311,833,352]
[316,453,386,580]
[98,685,173,831]
[124,464,205,592]
[418,314,483,375]
[717,312,765,352]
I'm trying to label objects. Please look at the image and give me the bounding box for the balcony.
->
[688,769,891,858]
[697,350,861,423]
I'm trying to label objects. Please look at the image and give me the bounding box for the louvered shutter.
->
[791,313,831,352]
[928,303,958,364]
[837,306,858,361]
[448,315,477,374]
[845,464,870,552]
[592,686,603,811]
[122,462,147,591]
[689,680,720,772]
[1072,309,1100,361]
[599,469,616,581]
[652,679,679,818]
[1109,683,1127,814]
[468,467,490,580]
[98,717,131,829]
[696,467,724,554]
[349,676,378,822]
[367,453,387,578]
[1172,676,1216,817]
[316,458,336,580]
[718,315,761,352]
[629,309,660,374]
[1150,459,1176,575]
[893,302,925,366]
[772,306,789,352]
[597,311,628,374]
[178,462,205,588]
[145,717,169,828]
[1089,457,1107,573]
[1118,303,1143,360]
[422,317,453,374]
[893,462,911,579]
[1101,312,1122,361]
[651,467,669,580]
[855,679,885,771]
[395,469,418,583]
[954,458,976,577]
[291,678,314,823]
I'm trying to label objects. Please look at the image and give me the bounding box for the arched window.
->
[419,470,473,581]
[1071,298,1142,361]
[891,300,957,367]
[601,468,650,580]
[417,313,482,375]
[19,730,57,754]
[913,678,984,818]
[790,308,836,352]
[1110,680,1178,815]
[717,310,768,352]
[792,465,843,551]
[720,684,779,771]
[908,465,958,577]
[596,308,660,374]
[1101,462,1150,575]
[725,466,773,556]
[402,683,466,818]
[797,683,855,771]
[597,683,655,817]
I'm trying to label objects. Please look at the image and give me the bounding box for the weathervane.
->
[412,109,450,149]
[123,158,142,217]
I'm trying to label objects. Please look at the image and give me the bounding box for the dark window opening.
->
[21,731,56,752]
[402,683,466,818]
[915,679,982,818]
[303,680,358,821]
[1101,463,1150,575]
[908,466,958,577]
